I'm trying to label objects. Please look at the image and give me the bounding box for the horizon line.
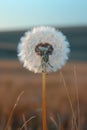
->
[0,25,87,32]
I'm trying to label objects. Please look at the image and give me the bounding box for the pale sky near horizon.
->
[0,0,87,30]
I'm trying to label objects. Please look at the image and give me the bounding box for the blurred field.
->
[0,26,87,129]
[0,60,87,129]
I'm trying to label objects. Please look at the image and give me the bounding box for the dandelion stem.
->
[42,72,47,130]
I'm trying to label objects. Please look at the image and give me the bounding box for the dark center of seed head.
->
[35,43,53,56]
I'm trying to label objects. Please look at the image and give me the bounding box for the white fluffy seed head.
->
[18,26,70,73]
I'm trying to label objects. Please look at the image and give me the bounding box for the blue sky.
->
[0,0,87,30]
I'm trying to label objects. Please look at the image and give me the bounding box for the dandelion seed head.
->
[18,26,70,73]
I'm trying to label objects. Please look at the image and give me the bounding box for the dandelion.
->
[17,26,70,130]
[18,26,70,73]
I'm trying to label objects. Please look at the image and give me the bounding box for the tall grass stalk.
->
[22,114,28,130]
[4,91,24,130]
[74,65,80,130]
[60,71,78,130]
[19,116,36,130]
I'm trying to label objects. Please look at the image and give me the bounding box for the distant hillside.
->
[0,26,87,61]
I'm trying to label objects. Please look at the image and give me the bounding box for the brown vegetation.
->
[0,60,87,129]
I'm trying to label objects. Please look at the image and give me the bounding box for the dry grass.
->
[0,60,87,130]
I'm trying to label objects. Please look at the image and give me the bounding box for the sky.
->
[0,0,87,30]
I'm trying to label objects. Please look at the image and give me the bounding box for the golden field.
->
[0,60,87,129]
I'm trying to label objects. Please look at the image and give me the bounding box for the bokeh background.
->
[0,0,87,129]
